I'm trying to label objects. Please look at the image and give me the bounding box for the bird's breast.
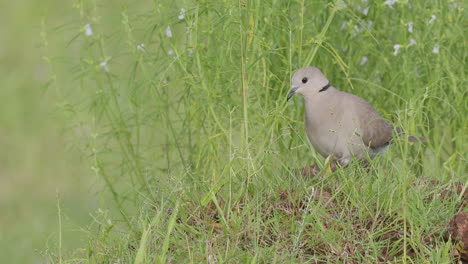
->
[304,102,344,157]
[304,99,366,159]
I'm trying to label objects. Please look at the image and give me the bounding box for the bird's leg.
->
[338,157,351,167]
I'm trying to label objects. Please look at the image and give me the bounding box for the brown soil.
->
[179,164,467,262]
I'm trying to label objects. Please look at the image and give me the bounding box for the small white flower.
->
[362,6,370,16]
[407,38,417,47]
[353,20,374,36]
[362,0,368,3]
[336,1,347,9]
[449,2,459,10]
[353,25,362,36]
[137,43,146,52]
[178,8,186,20]
[384,0,398,9]
[360,56,368,66]
[393,44,401,56]
[100,61,109,72]
[340,20,349,30]
[407,21,414,33]
[165,26,172,37]
[188,48,193,57]
[432,44,439,54]
[428,14,436,24]
[84,24,93,36]
[168,49,174,56]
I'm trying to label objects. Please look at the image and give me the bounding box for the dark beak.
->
[287,87,299,101]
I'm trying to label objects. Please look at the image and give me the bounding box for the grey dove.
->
[288,67,402,166]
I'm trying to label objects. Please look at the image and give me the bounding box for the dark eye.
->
[302,77,308,84]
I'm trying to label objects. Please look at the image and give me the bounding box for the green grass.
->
[35,0,468,263]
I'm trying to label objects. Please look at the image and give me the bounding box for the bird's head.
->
[287,67,330,101]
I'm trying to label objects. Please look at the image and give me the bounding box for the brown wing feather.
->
[361,116,393,148]
[350,95,393,148]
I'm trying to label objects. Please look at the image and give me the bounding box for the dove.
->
[287,67,424,166]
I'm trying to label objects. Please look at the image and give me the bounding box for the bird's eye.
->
[302,77,308,84]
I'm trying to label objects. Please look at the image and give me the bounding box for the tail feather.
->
[394,127,428,143]
[407,135,428,143]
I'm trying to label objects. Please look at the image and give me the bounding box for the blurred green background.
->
[0,1,96,263]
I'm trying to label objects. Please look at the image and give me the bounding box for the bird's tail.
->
[394,127,428,143]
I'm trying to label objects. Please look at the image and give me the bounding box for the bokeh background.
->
[0,1,97,263]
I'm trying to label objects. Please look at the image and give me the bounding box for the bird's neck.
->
[303,86,336,103]
[303,87,337,124]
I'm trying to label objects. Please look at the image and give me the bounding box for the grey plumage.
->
[288,67,397,166]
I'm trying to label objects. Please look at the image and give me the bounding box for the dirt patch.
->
[179,167,466,262]
[300,163,338,178]
[446,212,468,263]
[415,179,468,205]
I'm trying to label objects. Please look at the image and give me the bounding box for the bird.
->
[287,67,424,166]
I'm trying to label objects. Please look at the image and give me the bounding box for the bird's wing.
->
[361,116,393,148]
[350,95,393,148]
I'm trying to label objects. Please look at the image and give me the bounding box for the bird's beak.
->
[287,87,299,101]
